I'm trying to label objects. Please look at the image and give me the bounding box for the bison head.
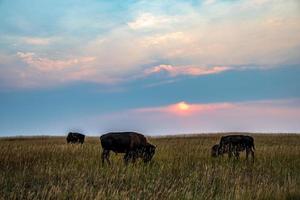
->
[141,143,156,163]
[211,144,219,157]
[217,144,228,156]
[211,144,227,157]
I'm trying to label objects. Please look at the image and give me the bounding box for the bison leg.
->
[250,148,255,162]
[246,147,255,162]
[102,150,110,165]
[124,151,136,164]
[131,152,137,163]
[234,151,240,160]
[233,146,240,160]
[227,144,233,159]
[228,146,233,159]
[105,150,111,164]
[101,151,105,164]
[124,152,131,165]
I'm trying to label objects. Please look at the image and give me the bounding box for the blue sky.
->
[0,0,300,136]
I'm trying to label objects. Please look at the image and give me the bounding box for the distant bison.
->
[214,135,255,161]
[66,132,85,144]
[100,132,156,164]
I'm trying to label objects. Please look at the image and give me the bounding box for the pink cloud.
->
[144,65,231,77]
[91,99,300,134]
[21,37,52,45]
[17,52,96,72]
[136,101,234,116]
[67,67,123,84]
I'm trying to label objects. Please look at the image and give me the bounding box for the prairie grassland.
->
[0,134,299,199]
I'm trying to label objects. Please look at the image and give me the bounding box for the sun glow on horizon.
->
[177,101,190,111]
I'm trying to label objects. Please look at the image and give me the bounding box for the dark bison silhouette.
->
[211,143,247,157]
[212,135,255,161]
[66,132,85,144]
[100,132,156,164]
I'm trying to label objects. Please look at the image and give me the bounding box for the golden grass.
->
[0,134,299,199]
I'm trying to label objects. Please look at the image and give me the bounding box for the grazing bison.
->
[211,143,246,158]
[100,132,156,165]
[66,132,85,144]
[216,135,255,161]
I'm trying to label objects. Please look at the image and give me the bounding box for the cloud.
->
[127,13,175,30]
[108,0,300,75]
[203,0,216,5]
[142,32,190,46]
[135,101,233,116]
[144,65,231,77]
[17,52,95,72]
[1,0,300,89]
[0,52,113,88]
[92,99,300,134]
[21,37,52,45]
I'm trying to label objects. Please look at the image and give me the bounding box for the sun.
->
[177,101,190,111]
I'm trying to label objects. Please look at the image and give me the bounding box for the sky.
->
[0,0,300,136]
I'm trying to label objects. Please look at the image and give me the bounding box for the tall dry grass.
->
[0,134,299,199]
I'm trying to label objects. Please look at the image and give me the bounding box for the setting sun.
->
[177,101,190,111]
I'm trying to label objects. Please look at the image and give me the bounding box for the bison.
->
[211,143,247,158]
[213,135,255,161]
[66,132,85,144]
[100,132,156,165]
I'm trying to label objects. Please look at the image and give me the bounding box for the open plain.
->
[0,134,299,199]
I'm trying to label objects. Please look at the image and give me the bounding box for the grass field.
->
[0,134,299,199]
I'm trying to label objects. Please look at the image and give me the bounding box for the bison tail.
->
[252,143,255,150]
